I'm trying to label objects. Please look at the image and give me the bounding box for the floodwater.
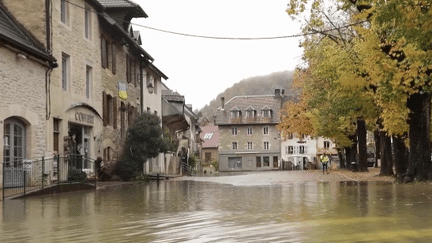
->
[1,174,432,242]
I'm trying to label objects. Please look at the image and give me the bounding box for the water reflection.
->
[1,180,432,242]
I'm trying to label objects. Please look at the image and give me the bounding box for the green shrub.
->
[68,169,87,181]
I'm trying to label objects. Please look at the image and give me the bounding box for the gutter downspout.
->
[45,0,52,53]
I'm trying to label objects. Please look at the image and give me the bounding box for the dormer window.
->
[261,105,272,118]
[245,106,256,118]
[230,106,241,118]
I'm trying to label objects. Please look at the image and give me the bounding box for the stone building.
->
[2,0,170,179]
[0,1,57,188]
[199,125,219,173]
[215,89,286,171]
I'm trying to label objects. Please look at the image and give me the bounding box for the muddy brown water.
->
[1,175,432,242]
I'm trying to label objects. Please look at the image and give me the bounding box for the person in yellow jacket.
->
[320,154,329,174]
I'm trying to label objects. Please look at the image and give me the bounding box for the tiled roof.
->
[200,126,219,148]
[98,0,140,8]
[97,0,147,18]
[215,95,282,125]
[162,90,184,102]
[0,3,54,62]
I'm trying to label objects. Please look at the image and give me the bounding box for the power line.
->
[64,0,363,41]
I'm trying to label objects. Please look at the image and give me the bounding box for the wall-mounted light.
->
[16,53,27,59]
[147,82,154,94]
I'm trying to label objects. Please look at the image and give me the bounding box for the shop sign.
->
[75,112,94,124]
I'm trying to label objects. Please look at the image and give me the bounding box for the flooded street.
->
[1,172,432,242]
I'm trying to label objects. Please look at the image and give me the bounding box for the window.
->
[126,54,131,83]
[231,111,241,118]
[263,156,269,166]
[53,119,60,153]
[153,76,158,94]
[263,127,269,135]
[232,142,238,150]
[104,147,111,162]
[228,157,242,169]
[103,93,117,128]
[247,127,253,135]
[3,118,26,167]
[128,105,135,126]
[288,133,293,139]
[106,95,113,125]
[262,110,272,118]
[324,141,330,148]
[84,5,92,39]
[232,127,237,135]
[147,107,151,113]
[264,142,269,150]
[205,152,211,163]
[86,65,92,98]
[245,110,255,118]
[247,142,253,150]
[299,146,307,154]
[256,156,261,167]
[204,133,213,139]
[286,146,294,154]
[273,156,278,168]
[60,0,69,25]
[120,102,126,138]
[101,37,116,74]
[61,53,69,91]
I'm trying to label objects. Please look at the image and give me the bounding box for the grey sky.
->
[133,0,304,110]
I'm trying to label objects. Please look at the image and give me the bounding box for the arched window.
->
[3,118,26,167]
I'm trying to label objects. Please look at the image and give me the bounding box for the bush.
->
[212,160,219,171]
[114,112,178,181]
[68,169,87,181]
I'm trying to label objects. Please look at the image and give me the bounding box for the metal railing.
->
[181,161,194,176]
[2,154,97,200]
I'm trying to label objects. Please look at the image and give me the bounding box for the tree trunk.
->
[405,92,432,182]
[374,129,380,168]
[348,134,357,171]
[379,131,394,176]
[345,147,351,171]
[392,135,408,181]
[357,118,368,172]
[338,148,345,169]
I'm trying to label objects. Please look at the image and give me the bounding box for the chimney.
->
[275,89,281,98]
[221,97,225,109]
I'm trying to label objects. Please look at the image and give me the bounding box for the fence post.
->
[42,157,44,190]
[2,163,4,201]
[23,170,26,196]
[57,154,60,186]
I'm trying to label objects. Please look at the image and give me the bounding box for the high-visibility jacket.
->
[321,156,329,163]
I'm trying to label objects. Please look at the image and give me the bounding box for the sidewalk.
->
[174,167,394,186]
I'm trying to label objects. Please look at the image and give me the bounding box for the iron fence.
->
[2,154,97,200]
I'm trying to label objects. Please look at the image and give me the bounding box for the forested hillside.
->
[198,70,295,120]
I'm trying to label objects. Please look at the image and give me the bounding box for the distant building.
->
[215,89,288,171]
[281,133,338,170]
[199,126,219,173]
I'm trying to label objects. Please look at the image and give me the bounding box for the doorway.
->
[68,123,91,170]
[3,118,26,167]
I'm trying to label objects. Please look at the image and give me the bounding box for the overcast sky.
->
[132,0,304,110]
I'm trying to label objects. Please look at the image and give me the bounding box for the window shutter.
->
[103,91,107,126]
[107,41,112,69]
[126,54,131,83]
[112,44,116,74]
[101,37,107,68]
[113,96,118,129]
